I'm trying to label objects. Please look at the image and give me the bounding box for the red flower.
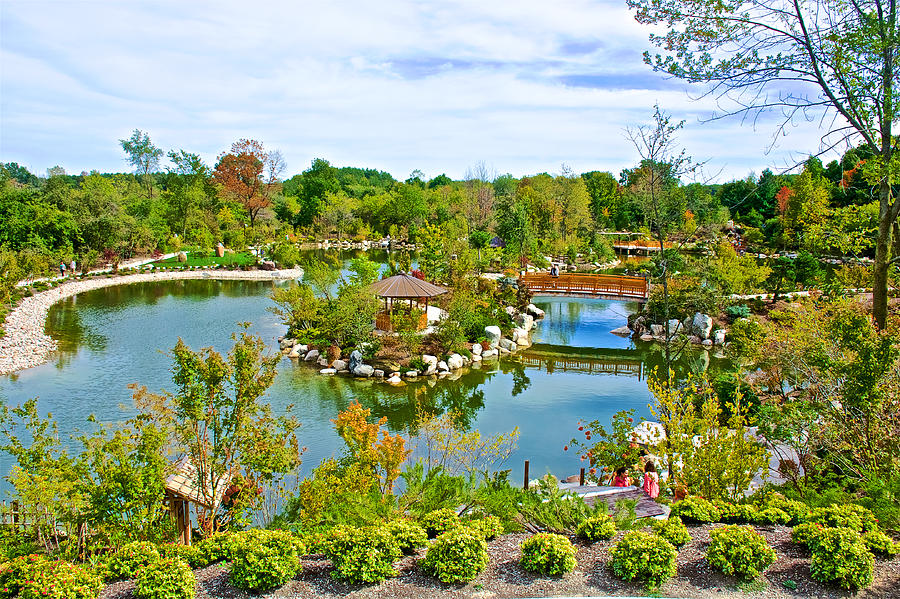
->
[627,417,634,423]
[578,426,583,431]
[563,445,568,451]
[585,435,591,440]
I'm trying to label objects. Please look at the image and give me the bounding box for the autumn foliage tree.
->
[213,139,285,227]
[332,401,410,495]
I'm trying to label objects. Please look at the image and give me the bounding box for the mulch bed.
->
[100,523,900,599]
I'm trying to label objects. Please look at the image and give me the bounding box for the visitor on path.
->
[59,262,66,277]
[611,467,630,487]
[642,461,659,498]
[550,264,559,277]
[70,259,76,274]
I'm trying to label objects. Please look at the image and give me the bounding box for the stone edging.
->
[0,269,304,376]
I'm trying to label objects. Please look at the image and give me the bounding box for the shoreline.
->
[0,268,304,376]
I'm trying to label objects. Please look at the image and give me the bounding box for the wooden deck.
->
[519,273,649,301]
[557,484,666,519]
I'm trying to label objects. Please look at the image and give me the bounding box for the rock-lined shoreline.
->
[0,268,304,376]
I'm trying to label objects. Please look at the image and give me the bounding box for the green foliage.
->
[10,557,103,599]
[384,519,428,554]
[191,532,236,566]
[421,527,489,584]
[862,530,899,557]
[519,533,577,577]
[106,541,160,579]
[516,477,606,534]
[465,516,504,541]
[809,528,874,590]
[575,515,616,543]
[420,508,461,538]
[716,502,755,524]
[724,304,750,321]
[228,529,302,592]
[609,531,678,591]
[750,507,791,526]
[568,410,642,481]
[157,544,200,566]
[324,525,401,584]
[762,494,809,526]
[134,558,195,599]
[706,525,776,579]
[650,516,690,547]
[669,496,720,523]
[791,522,826,548]
[806,504,878,533]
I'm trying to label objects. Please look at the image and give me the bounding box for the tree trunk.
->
[873,180,894,330]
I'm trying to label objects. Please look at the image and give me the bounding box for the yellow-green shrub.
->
[519,533,577,576]
[324,525,401,584]
[420,508,461,538]
[228,529,302,592]
[810,528,874,590]
[134,558,195,599]
[706,525,776,579]
[650,516,691,547]
[106,541,160,579]
[576,515,616,543]
[421,527,489,583]
[609,531,677,591]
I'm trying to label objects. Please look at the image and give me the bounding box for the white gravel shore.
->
[0,268,304,376]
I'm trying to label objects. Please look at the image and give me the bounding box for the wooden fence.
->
[519,273,649,300]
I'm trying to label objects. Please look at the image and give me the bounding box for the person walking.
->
[642,461,659,499]
[59,262,66,278]
[70,259,76,275]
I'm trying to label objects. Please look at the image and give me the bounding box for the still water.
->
[0,256,720,485]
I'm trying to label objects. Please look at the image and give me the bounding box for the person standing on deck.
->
[642,461,659,498]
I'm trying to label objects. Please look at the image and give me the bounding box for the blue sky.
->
[1,0,840,182]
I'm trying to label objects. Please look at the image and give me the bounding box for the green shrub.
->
[19,559,103,599]
[0,555,48,599]
[324,525,401,584]
[157,544,200,566]
[420,508,461,538]
[669,496,720,523]
[809,528,874,590]
[134,558,195,599]
[706,525,776,579]
[192,532,237,566]
[806,504,878,533]
[650,516,691,547]
[717,502,754,524]
[0,530,41,561]
[763,494,809,525]
[863,530,900,557]
[751,507,791,526]
[421,527,489,584]
[519,533,577,576]
[466,516,504,541]
[724,304,750,321]
[791,522,826,548]
[106,541,160,579]
[385,519,428,554]
[575,515,616,543]
[229,529,302,592]
[609,531,678,591]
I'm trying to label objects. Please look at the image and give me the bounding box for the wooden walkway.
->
[557,484,666,519]
[519,273,649,301]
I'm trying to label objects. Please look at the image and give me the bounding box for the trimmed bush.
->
[421,508,461,538]
[106,541,160,579]
[576,515,616,543]
[609,531,677,591]
[466,516,504,541]
[706,525,776,579]
[810,528,874,590]
[421,527,489,584]
[385,519,428,554]
[19,559,103,599]
[650,516,691,547]
[791,521,826,548]
[717,503,755,524]
[0,554,46,599]
[750,507,791,526]
[806,504,878,533]
[669,496,720,523]
[192,532,235,566]
[520,533,577,576]
[863,530,900,557]
[324,525,401,584]
[764,495,809,525]
[157,544,200,566]
[229,529,302,592]
[134,558,195,599]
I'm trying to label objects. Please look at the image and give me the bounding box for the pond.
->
[0,251,727,488]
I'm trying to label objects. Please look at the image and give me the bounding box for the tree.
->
[629,0,898,329]
[119,129,163,201]
[295,158,340,230]
[164,150,211,238]
[213,140,284,227]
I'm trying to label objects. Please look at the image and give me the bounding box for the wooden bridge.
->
[519,273,649,301]
[517,345,646,379]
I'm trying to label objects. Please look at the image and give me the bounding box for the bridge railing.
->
[519,273,649,299]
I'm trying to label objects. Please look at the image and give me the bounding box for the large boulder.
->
[260,260,277,271]
[526,303,545,319]
[471,343,482,356]
[353,364,375,377]
[714,329,727,345]
[692,312,713,339]
[422,354,438,375]
[304,349,320,362]
[348,349,363,373]
[176,251,188,263]
[288,346,301,359]
[484,326,502,348]
[447,353,464,370]
[437,360,449,372]
[650,324,665,337]
[516,312,535,332]
[610,326,632,337]
[499,338,517,352]
[482,348,498,359]
[332,359,348,371]
[667,319,683,335]
[505,306,517,317]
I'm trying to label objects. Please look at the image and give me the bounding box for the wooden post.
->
[523,460,530,490]
[580,468,585,486]
[12,500,19,526]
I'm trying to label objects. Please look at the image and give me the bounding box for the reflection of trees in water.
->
[45,301,107,368]
[500,361,531,396]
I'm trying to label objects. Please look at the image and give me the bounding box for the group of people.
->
[59,259,76,277]
[610,461,659,498]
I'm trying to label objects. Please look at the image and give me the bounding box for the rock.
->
[482,348,498,359]
[512,327,528,343]
[640,334,654,342]
[438,360,449,372]
[447,353,464,370]
[215,243,225,258]
[499,338,517,352]
[714,329,727,345]
[288,347,301,358]
[471,343,482,356]
[297,344,308,353]
[353,364,375,377]
[484,325,502,348]
[692,312,714,339]
[505,306,517,316]
[632,316,647,335]
[667,319,683,335]
[526,303,545,319]
[348,349,363,373]
[422,354,438,370]
[516,313,534,332]
[332,359,348,371]
[689,335,702,344]
[304,349,320,362]
[516,337,530,347]
[405,370,418,378]
[373,369,385,378]
[260,260,277,271]
[319,368,336,375]
[650,324,665,337]
[499,347,510,355]
[317,357,328,366]
[702,339,714,347]
[279,337,293,349]
[471,353,482,362]
[386,374,403,384]
[176,251,188,263]
[611,326,632,337]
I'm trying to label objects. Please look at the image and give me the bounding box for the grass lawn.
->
[152,251,257,268]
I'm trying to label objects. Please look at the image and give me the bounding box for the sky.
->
[1,0,844,183]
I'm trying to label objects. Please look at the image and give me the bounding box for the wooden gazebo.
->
[164,457,233,545]
[371,273,447,331]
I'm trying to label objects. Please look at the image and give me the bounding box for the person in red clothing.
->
[611,467,630,487]
[642,461,660,498]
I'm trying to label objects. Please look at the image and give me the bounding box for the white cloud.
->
[1,0,847,181]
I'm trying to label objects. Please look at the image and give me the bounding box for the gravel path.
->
[0,268,304,376]
[99,525,900,599]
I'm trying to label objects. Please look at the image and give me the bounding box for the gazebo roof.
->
[165,456,233,509]
[370,273,448,299]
